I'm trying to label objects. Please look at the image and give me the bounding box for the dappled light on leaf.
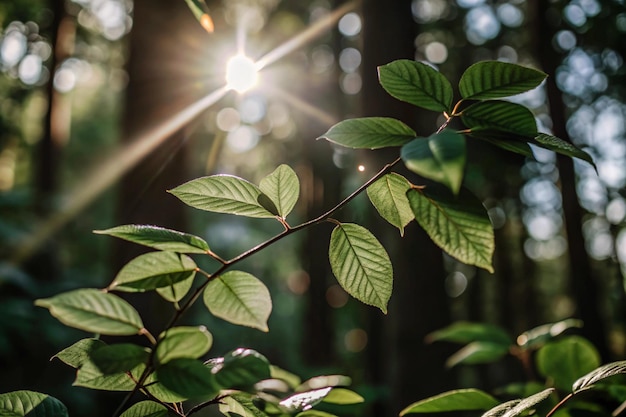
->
[328,223,393,313]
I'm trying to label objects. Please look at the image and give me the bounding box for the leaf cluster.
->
[2,59,598,417]
[401,319,626,417]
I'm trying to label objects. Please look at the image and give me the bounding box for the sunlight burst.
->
[225,54,258,93]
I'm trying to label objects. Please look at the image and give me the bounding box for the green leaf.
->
[378,60,453,112]
[400,389,499,415]
[183,0,213,33]
[322,388,364,405]
[467,130,535,157]
[427,322,512,345]
[156,273,195,303]
[143,373,188,403]
[280,388,332,412]
[297,375,352,392]
[481,399,521,417]
[328,223,393,313]
[259,165,300,219]
[446,341,510,368]
[35,289,144,335]
[220,394,269,417]
[297,411,338,417]
[156,358,219,399]
[367,173,414,236]
[318,117,416,149]
[156,326,213,365]
[407,187,494,272]
[90,343,150,374]
[210,348,271,390]
[270,365,302,389]
[516,319,584,349]
[110,251,197,292]
[52,338,106,368]
[536,336,601,391]
[401,131,466,194]
[74,361,141,391]
[203,271,272,332]
[169,175,276,218]
[499,389,554,417]
[459,61,547,100]
[533,133,596,167]
[0,391,68,417]
[462,101,538,136]
[573,361,626,392]
[94,225,210,254]
[119,401,169,417]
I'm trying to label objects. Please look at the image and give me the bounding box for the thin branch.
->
[186,395,227,417]
[115,156,403,415]
[546,393,574,417]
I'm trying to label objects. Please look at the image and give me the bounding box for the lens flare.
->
[225,54,258,93]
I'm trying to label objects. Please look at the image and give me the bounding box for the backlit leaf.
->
[156,273,195,303]
[35,289,144,335]
[367,173,414,236]
[318,117,416,149]
[220,394,269,417]
[0,391,68,417]
[119,401,169,417]
[259,165,300,219]
[296,411,338,417]
[156,358,219,399]
[110,251,197,292]
[481,399,521,417]
[297,375,352,392]
[90,343,150,374]
[169,175,276,218]
[401,131,466,194]
[74,361,141,391]
[210,348,271,389]
[183,0,214,33]
[407,187,494,272]
[427,322,512,345]
[573,361,626,392]
[328,223,393,313]
[499,389,554,417]
[94,225,210,254]
[516,319,583,349]
[459,61,546,100]
[446,342,510,368]
[156,326,213,365]
[400,389,499,415]
[378,60,453,112]
[203,271,272,332]
[280,388,332,412]
[533,133,596,167]
[462,101,538,136]
[53,338,106,368]
[536,336,601,391]
[322,388,364,405]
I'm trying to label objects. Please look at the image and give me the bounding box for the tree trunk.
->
[532,2,609,359]
[361,1,453,414]
[114,0,210,331]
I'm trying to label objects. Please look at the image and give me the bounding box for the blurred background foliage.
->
[1,1,625,417]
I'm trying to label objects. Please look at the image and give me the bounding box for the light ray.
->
[255,0,360,71]
[12,0,362,264]
[11,86,229,264]
[267,86,338,127]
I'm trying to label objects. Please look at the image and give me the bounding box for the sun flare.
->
[225,54,258,93]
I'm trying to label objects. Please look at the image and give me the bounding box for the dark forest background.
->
[1,1,625,416]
